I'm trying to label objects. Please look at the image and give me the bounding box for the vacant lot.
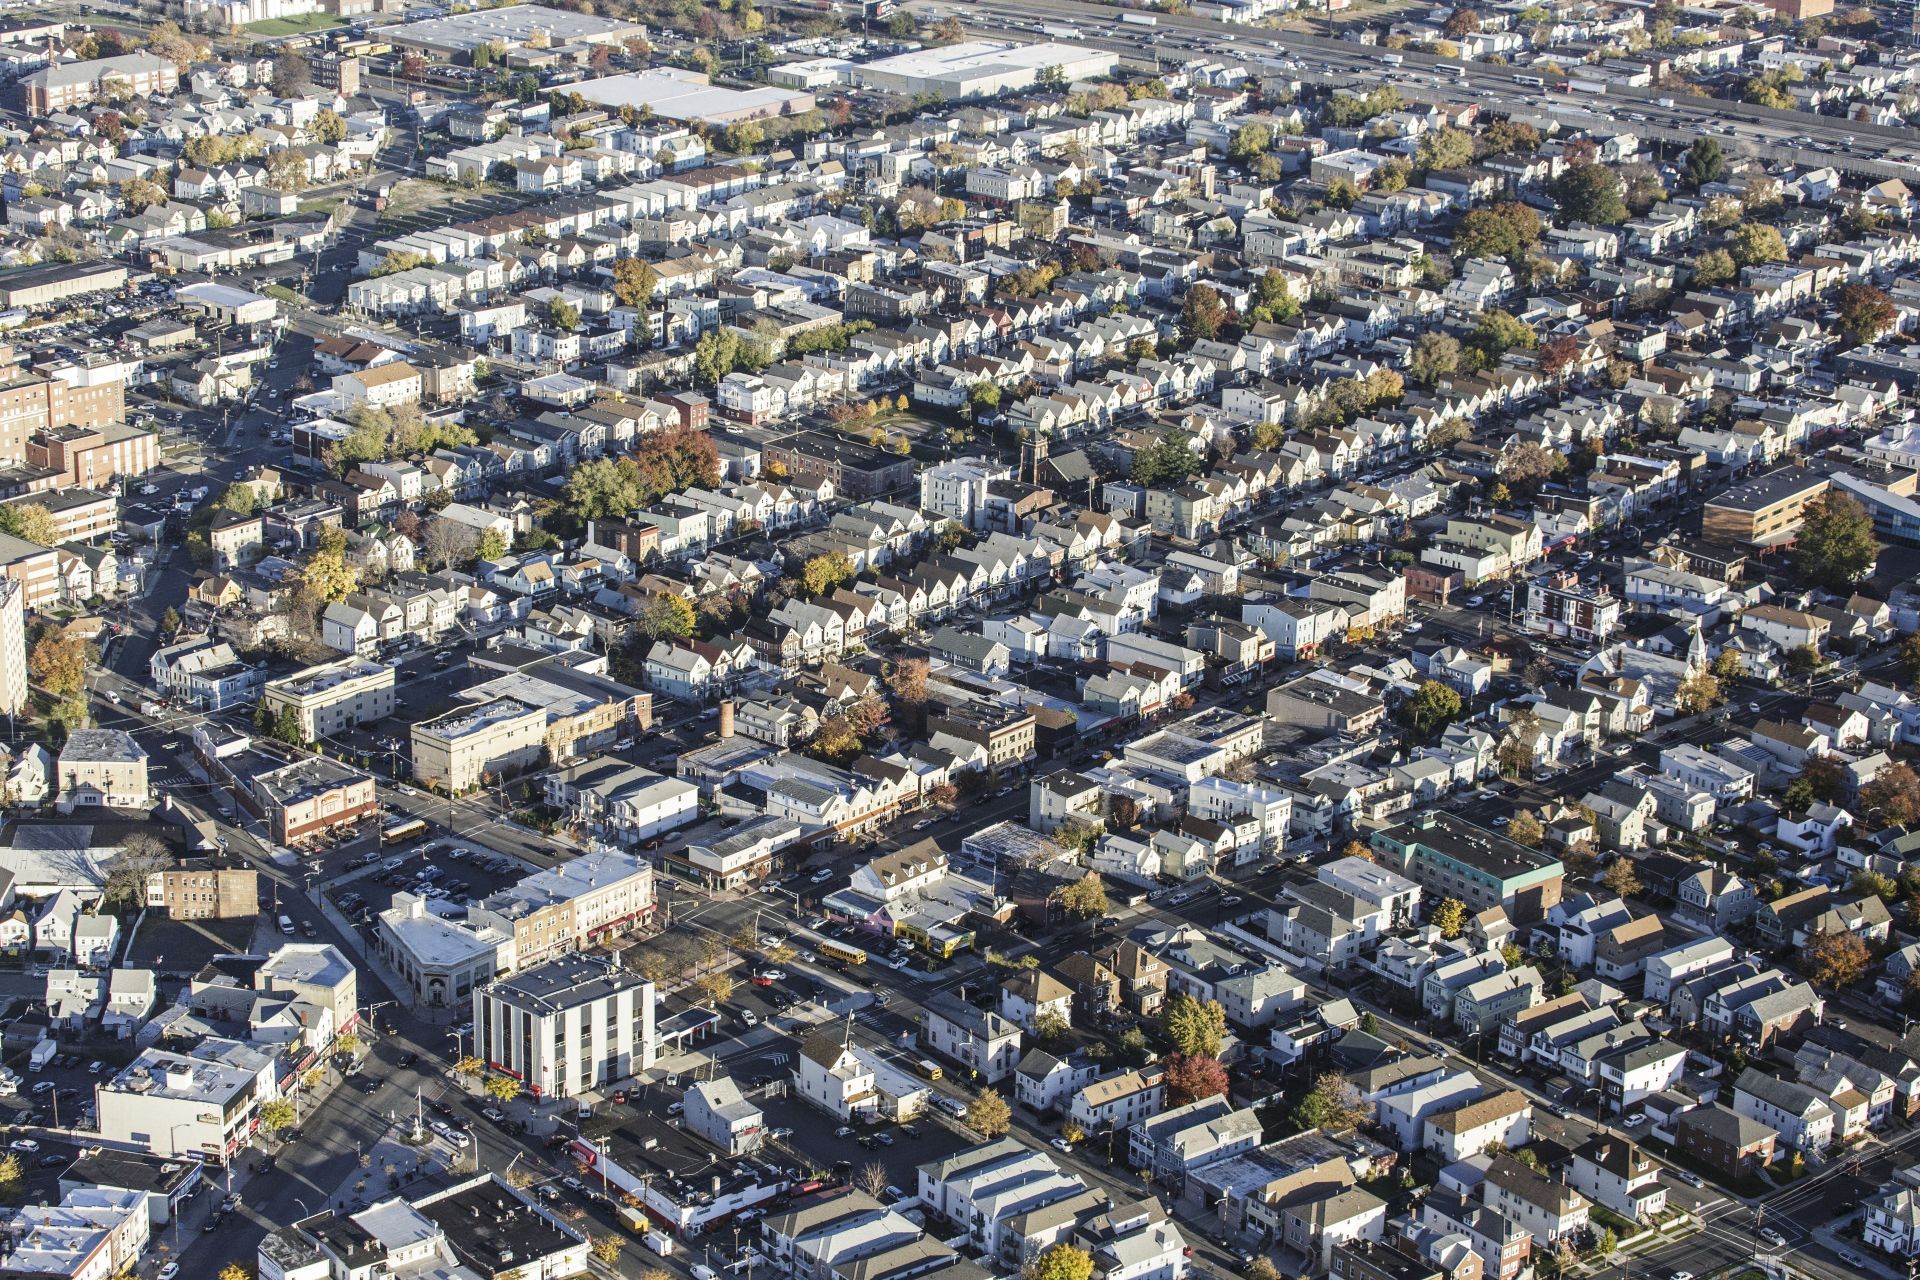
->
[246,12,345,34]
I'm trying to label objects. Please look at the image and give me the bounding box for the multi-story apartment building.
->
[411,697,548,793]
[1522,574,1621,646]
[144,859,258,920]
[0,577,24,717]
[1701,464,1830,549]
[467,851,657,971]
[56,729,149,811]
[473,955,656,1099]
[26,421,154,488]
[1069,1067,1167,1136]
[263,657,396,742]
[1371,812,1565,926]
[252,756,380,844]
[19,52,177,112]
[96,1050,258,1164]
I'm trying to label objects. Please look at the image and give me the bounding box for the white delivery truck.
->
[29,1041,57,1071]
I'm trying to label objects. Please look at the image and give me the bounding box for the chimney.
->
[718,699,734,738]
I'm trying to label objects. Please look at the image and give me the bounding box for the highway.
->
[918,0,1920,182]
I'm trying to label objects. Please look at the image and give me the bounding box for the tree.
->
[887,657,928,707]
[968,1088,1012,1136]
[1836,283,1897,345]
[1162,993,1228,1058]
[1499,440,1562,490]
[1415,127,1475,173]
[611,256,659,309]
[591,1237,624,1266]
[159,606,182,641]
[856,1161,891,1198]
[1430,896,1468,939]
[548,298,581,332]
[1131,432,1203,487]
[699,973,736,1004]
[1554,163,1628,224]
[1900,633,1920,690]
[1802,928,1871,987]
[801,552,856,596]
[1401,680,1464,739]
[1729,222,1788,268]
[1026,1244,1094,1280]
[28,627,87,697]
[120,177,167,214]
[1181,283,1231,341]
[1409,333,1462,386]
[1292,1071,1372,1131]
[636,593,696,641]
[483,1073,522,1102]
[1796,491,1878,589]
[259,1099,297,1132]
[1228,123,1272,161]
[1675,670,1722,715]
[272,48,312,95]
[1455,203,1542,264]
[0,1152,21,1199]
[454,1055,485,1078]
[218,1265,253,1280]
[1471,310,1539,366]
[1863,764,1920,827]
[1600,858,1643,899]
[1245,1258,1283,1280]
[1033,1011,1072,1047]
[1499,709,1540,778]
[1692,248,1736,286]
[1060,874,1110,919]
[266,150,308,196]
[1163,1053,1230,1106]
[0,503,57,546]
[1508,810,1545,848]
[1443,7,1482,35]
[313,108,348,144]
[1684,137,1725,189]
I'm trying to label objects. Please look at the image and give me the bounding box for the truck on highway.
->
[1380,52,1402,66]
[1120,11,1157,24]
[1041,22,1080,36]
[1568,78,1607,94]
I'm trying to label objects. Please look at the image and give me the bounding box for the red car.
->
[750,974,775,987]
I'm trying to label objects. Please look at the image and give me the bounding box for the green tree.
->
[1508,810,1545,847]
[610,256,659,309]
[800,552,856,596]
[0,1152,21,1200]
[1033,1010,1072,1046]
[1684,137,1725,189]
[272,704,305,747]
[1692,248,1737,286]
[120,177,167,214]
[483,1073,523,1102]
[159,606,182,640]
[1291,1071,1372,1131]
[0,503,58,546]
[1469,309,1538,364]
[548,298,581,331]
[1454,202,1542,263]
[259,1099,297,1132]
[1131,432,1203,487]
[313,107,348,143]
[564,457,645,520]
[1795,491,1878,589]
[1600,858,1643,899]
[1161,993,1227,1058]
[1228,123,1272,160]
[1676,670,1722,715]
[1026,1244,1094,1280]
[968,1088,1011,1136]
[1430,896,1468,938]
[1554,163,1628,224]
[1414,126,1475,173]
[636,592,695,641]
[1059,874,1110,919]
[1401,679,1463,738]
[476,529,508,562]
[1409,332,1462,386]
[1729,222,1787,269]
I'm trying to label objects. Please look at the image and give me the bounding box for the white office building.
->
[473,955,656,1099]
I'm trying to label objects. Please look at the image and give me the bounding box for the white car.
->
[9,1139,37,1152]
[1049,1137,1075,1153]
[158,1265,180,1280]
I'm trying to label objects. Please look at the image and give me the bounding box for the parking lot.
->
[326,839,534,929]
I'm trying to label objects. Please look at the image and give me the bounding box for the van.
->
[577,1099,593,1119]
[643,1231,674,1257]
[916,1058,944,1081]
[277,914,295,936]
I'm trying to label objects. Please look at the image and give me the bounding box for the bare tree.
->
[423,520,472,571]
[103,835,173,908]
[855,1162,890,1199]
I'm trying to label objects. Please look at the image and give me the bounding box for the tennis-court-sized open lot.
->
[566,67,817,126]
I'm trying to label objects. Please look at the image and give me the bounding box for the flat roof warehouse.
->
[383,3,645,56]
[564,68,816,126]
